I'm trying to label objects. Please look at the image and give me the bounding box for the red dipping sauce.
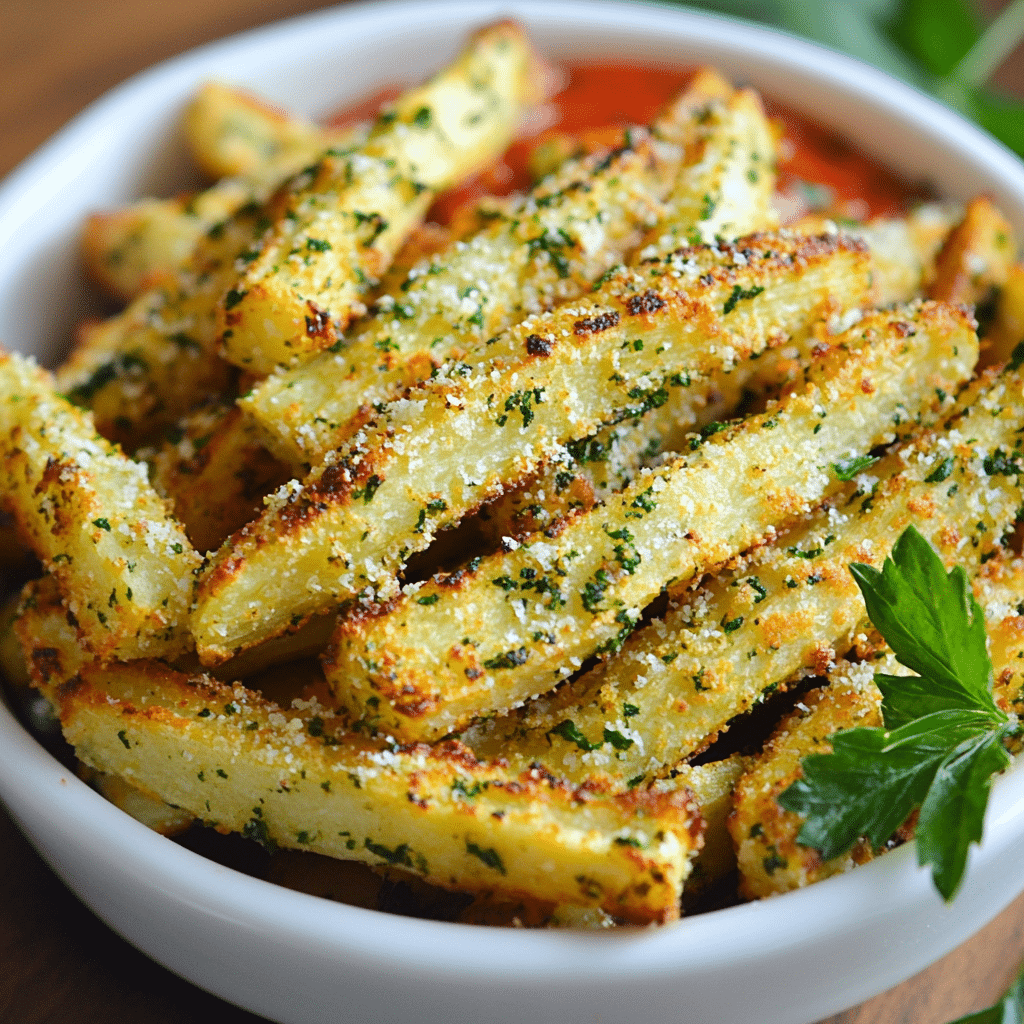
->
[329,61,920,227]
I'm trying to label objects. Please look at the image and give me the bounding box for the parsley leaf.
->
[670,0,1024,159]
[778,525,1018,901]
[849,527,996,716]
[831,454,879,481]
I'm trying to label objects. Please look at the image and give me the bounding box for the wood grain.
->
[1,1,1023,1022]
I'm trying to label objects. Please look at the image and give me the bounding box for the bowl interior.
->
[3,3,1024,1024]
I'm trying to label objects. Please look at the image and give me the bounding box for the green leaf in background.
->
[885,0,983,77]
[955,81,1024,156]
[668,0,1024,158]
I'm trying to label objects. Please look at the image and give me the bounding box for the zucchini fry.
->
[730,554,1024,898]
[193,232,871,663]
[146,404,290,554]
[790,203,960,309]
[54,207,257,446]
[675,757,748,890]
[642,87,776,253]
[467,364,1024,782]
[82,80,365,301]
[928,195,1017,308]
[8,577,699,921]
[241,133,683,465]
[55,23,541,443]
[325,302,977,742]
[0,353,199,661]
[183,81,342,180]
[730,657,887,897]
[985,262,1024,366]
[81,127,359,303]
[217,22,545,375]
[478,202,964,549]
[241,74,777,468]
[856,203,961,307]
[50,659,699,924]
[473,353,753,548]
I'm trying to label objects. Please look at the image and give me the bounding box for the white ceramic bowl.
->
[3,3,1024,1022]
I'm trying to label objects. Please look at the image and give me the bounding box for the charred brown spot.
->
[809,642,835,676]
[576,775,614,796]
[428,739,483,772]
[940,524,962,549]
[317,461,351,495]
[436,568,468,588]
[891,320,914,338]
[391,690,440,719]
[526,761,561,787]
[279,457,380,527]
[626,290,666,316]
[525,333,554,356]
[55,674,86,704]
[38,455,63,490]
[304,301,335,343]
[860,377,876,394]
[573,311,620,336]
[30,647,63,684]
[338,596,400,634]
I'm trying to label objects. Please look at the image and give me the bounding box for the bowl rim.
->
[3,0,1024,1018]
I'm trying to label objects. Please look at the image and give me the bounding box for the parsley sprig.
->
[778,526,1021,901]
[672,0,1024,159]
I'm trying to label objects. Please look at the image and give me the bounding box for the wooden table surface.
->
[2,1,1023,1022]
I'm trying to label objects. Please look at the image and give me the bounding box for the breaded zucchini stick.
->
[792,203,960,308]
[145,403,290,554]
[641,88,776,253]
[6,576,697,922]
[476,203,965,549]
[673,756,748,890]
[0,353,200,660]
[217,22,544,375]
[192,232,871,662]
[730,657,888,897]
[241,74,777,468]
[82,83,362,302]
[466,364,1024,783]
[928,195,1017,308]
[45,658,699,924]
[55,24,540,443]
[985,262,1024,366]
[241,135,681,465]
[55,207,258,447]
[325,302,977,742]
[183,81,343,180]
[730,556,1024,898]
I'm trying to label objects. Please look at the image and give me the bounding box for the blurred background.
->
[0,2,1022,1023]
[1,0,1023,177]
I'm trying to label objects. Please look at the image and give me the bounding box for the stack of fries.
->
[3,21,1024,927]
